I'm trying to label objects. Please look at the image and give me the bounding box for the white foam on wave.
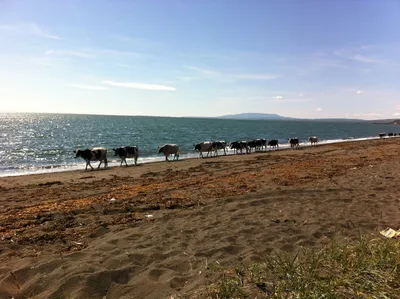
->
[0,135,394,177]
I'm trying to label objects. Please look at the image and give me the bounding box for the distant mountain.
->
[371,119,400,125]
[218,113,296,120]
[218,113,372,122]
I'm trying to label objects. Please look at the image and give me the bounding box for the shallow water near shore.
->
[0,112,398,177]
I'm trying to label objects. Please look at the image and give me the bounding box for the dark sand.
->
[1,138,400,298]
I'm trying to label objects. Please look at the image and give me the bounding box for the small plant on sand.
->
[207,234,400,298]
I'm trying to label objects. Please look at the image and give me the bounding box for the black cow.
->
[112,146,139,166]
[247,139,261,153]
[230,141,249,154]
[212,141,227,156]
[288,138,300,149]
[379,133,386,138]
[73,147,108,171]
[268,139,279,150]
[260,138,267,150]
[388,132,394,137]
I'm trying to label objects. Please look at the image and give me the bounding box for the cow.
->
[112,146,139,166]
[388,132,394,137]
[268,139,279,150]
[212,140,227,156]
[230,141,249,154]
[289,138,300,149]
[194,141,215,158]
[308,136,318,146]
[379,133,386,138]
[260,138,267,150]
[248,139,263,153]
[73,147,108,171]
[158,144,180,161]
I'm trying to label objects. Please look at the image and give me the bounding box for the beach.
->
[1,137,400,298]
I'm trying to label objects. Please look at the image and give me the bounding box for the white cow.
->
[158,144,180,161]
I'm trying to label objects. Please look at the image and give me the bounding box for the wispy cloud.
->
[184,66,221,77]
[270,97,314,103]
[334,49,383,64]
[113,34,164,48]
[185,66,280,81]
[102,80,176,91]
[234,73,280,80]
[352,112,381,118]
[0,23,60,39]
[393,104,400,116]
[99,49,142,56]
[46,50,95,58]
[316,107,323,112]
[356,90,363,94]
[68,84,109,90]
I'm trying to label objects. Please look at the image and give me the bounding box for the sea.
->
[0,113,398,177]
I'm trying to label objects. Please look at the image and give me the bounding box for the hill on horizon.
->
[218,113,296,120]
[217,113,376,122]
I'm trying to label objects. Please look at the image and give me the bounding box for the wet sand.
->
[1,138,400,298]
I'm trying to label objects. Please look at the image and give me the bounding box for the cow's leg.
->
[124,158,128,167]
[134,156,138,165]
[98,161,102,169]
[104,158,108,168]
[87,161,94,171]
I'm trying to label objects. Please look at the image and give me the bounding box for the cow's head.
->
[73,149,81,158]
[194,144,201,151]
[157,146,164,154]
[112,148,122,156]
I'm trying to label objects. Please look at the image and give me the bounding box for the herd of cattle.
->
[73,136,319,170]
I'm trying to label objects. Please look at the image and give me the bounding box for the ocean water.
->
[0,113,398,177]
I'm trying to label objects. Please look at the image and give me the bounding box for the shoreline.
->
[1,137,400,298]
[0,135,389,178]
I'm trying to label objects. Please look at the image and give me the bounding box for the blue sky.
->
[1,0,400,119]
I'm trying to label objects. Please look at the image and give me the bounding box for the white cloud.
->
[275,96,284,100]
[46,50,95,58]
[0,23,60,39]
[102,80,176,91]
[356,90,362,94]
[316,107,323,112]
[68,84,109,90]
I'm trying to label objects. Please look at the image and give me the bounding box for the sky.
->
[1,0,400,119]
